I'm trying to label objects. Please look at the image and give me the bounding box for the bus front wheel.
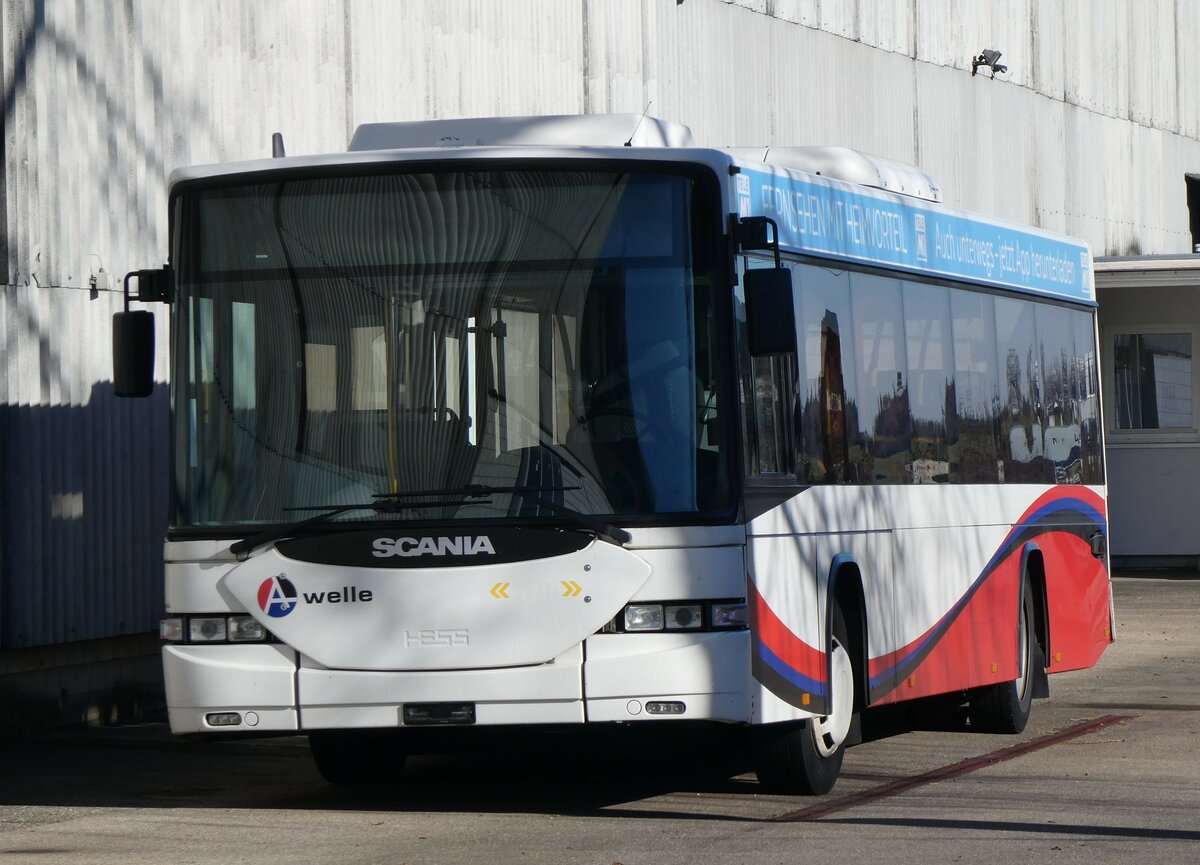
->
[755,604,854,795]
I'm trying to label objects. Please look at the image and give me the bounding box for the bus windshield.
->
[170,166,731,530]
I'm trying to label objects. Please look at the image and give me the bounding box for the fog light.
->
[710,602,748,629]
[228,615,266,642]
[624,604,664,631]
[206,712,242,727]
[159,617,185,642]
[665,604,702,630]
[646,701,686,715]
[189,617,227,642]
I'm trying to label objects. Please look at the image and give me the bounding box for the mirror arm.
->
[123,266,173,308]
[734,215,782,267]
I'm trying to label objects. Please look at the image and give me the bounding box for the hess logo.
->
[256,574,374,618]
[372,535,496,558]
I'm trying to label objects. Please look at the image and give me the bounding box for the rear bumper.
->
[163,631,753,735]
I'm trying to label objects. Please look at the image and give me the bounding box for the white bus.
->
[114,115,1112,795]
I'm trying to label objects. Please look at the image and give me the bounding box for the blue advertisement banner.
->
[736,166,1094,304]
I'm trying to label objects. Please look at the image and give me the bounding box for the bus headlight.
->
[160,617,185,642]
[610,600,748,633]
[624,604,665,631]
[228,615,267,642]
[188,616,228,642]
[710,602,749,629]
[160,615,273,643]
[664,604,703,630]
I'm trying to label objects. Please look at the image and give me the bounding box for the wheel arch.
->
[1019,543,1051,699]
[826,554,868,712]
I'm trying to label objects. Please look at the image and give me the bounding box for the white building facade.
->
[2,1,1198,694]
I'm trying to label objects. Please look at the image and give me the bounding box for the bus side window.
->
[949,291,1001,482]
[741,259,796,478]
[795,266,855,484]
[995,297,1054,483]
[850,275,910,484]
[749,354,796,476]
[902,282,954,484]
[817,309,849,482]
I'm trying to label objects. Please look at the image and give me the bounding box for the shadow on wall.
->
[4,1,225,286]
[0,380,170,650]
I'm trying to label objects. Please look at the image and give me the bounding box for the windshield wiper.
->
[374,484,632,546]
[228,497,486,560]
[229,483,629,560]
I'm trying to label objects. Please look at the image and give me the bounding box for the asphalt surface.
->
[1,575,1198,864]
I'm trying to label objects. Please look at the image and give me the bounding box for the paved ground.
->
[1,575,1198,864]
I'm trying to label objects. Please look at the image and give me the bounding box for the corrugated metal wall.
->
[0,286,169,647]
[3,0,1199,648]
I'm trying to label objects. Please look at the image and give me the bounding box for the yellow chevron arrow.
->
[561,580,582,598]
[490,582,511,599]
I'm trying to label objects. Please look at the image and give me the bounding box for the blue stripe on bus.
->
[981,497,1107,576]
[755,640,827,698]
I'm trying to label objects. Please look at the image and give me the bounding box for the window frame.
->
[1104,322,1200,446]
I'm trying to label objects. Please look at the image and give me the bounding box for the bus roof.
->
[169,114,1093,306]
[730,156,1093,305]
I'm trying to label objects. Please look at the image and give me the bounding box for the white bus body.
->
[125,115,1110,794]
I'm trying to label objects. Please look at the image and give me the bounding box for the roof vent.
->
[728,146,942,202]
[350,114,695,152]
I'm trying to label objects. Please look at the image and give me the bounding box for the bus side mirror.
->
[744,267,796,356]
[113,310,156,397]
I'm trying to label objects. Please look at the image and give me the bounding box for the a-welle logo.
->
[256,573,374,618]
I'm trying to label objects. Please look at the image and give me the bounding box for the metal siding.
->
[1063,0,1128,121]
[0,285,169,648]
[857,1,915,55]
[348,0,586,131]
[3,0,1200,648]
[1179,0,1200,140]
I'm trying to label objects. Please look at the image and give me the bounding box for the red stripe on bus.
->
[748,579,826,683]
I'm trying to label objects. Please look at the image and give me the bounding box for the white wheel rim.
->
[812,638,854,757]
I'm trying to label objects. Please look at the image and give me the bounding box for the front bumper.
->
[162,631,753,735]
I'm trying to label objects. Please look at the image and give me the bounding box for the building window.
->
[1111,329,1194,432]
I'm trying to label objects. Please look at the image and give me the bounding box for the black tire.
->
[968,581,1042,734]
[308,730,408,785]
[755,604,854,795]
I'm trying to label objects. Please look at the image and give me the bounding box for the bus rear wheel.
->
[755,605,854,795]
[968,581,1042,734]
[308,730,408,785]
